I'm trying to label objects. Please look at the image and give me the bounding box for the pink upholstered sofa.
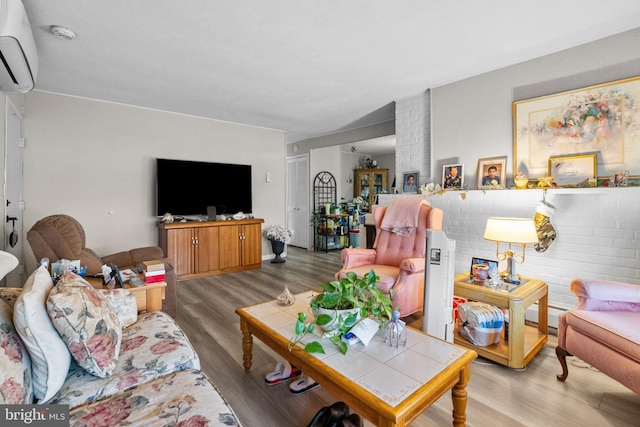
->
[556,278,640,395]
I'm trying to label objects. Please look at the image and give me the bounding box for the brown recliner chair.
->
[26,214,177,318]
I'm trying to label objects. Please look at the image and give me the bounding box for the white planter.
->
[316,307,361,333]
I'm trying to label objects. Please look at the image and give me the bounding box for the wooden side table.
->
[453,273,548,368]
[87,276,166,313]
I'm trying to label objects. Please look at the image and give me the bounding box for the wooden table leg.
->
[452,364,470,427]
[239,317,253,372]
[146,287,163,312]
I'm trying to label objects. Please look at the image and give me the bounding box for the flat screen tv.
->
[156,158,252,217]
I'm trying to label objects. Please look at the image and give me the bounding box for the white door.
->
[4,99,25,287]
[287,155,309,249]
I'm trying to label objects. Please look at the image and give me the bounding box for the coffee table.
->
[235,291,477,427]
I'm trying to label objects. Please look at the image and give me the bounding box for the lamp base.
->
[501,271,521,285]
[502,253,521,285]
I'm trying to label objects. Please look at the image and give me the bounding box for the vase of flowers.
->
[263,225,294,263]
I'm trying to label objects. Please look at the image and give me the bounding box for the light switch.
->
[266,172,271,182]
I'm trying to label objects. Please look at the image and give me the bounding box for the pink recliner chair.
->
[335,199,443,317]
[556,279,640,395]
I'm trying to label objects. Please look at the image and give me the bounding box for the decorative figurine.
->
[488,264,502,290]
[383,310,407,348]
[277,285,295,306]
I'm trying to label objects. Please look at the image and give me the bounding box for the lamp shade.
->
[484,217,538,244]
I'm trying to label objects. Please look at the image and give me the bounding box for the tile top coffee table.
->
[236,291,477,427]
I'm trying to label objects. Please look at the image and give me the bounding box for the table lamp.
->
[483,217,538,284]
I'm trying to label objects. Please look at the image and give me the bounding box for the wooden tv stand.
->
[158,218,264,280]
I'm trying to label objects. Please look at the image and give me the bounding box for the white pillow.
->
[13,266,71,403]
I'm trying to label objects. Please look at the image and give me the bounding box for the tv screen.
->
[156,158,252,217]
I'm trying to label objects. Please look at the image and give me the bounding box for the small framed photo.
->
[442,164,464,189]
[548,154,597,187]
[476,156,507,189]
[610,170,629,187]
[469,257,498,277]
[402,171,419,193]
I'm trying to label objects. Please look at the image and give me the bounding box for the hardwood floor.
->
[175,247,640,427]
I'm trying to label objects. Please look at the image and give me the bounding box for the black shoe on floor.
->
[306,401,350,427]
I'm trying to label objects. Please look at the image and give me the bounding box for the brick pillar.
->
[395,90,431,191]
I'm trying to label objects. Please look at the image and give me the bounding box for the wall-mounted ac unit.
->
[0,0,38,93]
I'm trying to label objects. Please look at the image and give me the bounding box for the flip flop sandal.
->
[289,374,319,394]
[265,361,301,385]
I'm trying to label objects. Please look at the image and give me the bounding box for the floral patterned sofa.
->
[0,266,242,426]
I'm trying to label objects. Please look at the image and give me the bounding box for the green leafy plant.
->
[288,270,394,355]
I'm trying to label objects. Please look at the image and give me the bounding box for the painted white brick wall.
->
[395,91,430,189]
[380,187,640,325]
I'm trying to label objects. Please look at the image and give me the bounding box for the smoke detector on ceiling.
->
[50,25,76,41]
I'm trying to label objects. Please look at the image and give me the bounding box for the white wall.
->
[22,92,286,272]
[0,94,6,248]
[375,153,395,189]
[339,150,360,203]
[310,145,342,210]
[0,93,24,250]
[431,28,640,185]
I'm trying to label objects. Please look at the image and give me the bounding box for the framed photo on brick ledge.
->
[402,171,419,193]
[442,164,463,189]
[476,156,507,189]
[513,76,640,180]
[548,154,597,187]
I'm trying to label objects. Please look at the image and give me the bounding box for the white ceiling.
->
[21,1,640,143]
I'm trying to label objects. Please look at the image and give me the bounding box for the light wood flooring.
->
[175,247,640,427]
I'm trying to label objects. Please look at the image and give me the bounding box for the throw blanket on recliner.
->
[380,199,427,236]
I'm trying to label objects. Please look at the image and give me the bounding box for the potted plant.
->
[289,270,394,355]
[263,225,293,263]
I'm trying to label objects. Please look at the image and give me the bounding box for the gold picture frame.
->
[513,76,640,180]
[548,154,597,187]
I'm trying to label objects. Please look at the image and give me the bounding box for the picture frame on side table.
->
[469,257,499,278]
[442,164,463,189]
[548,154,597,187]
[513,76,640,180]
[402,171,420,193]
[476,156,507,189]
